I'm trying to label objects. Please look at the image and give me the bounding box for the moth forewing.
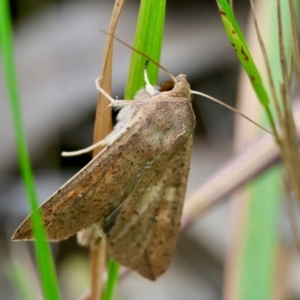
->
[106,136,194,280]
[12,74,196,280]
[13,119,160,241]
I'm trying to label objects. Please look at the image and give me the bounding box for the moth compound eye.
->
[160,80,175,92]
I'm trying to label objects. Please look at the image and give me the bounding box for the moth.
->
[12,69,196,280]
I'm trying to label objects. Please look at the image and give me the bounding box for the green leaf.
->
[103,260,120,300]
[6,261,37,300]
[216,0,279,147]
[125,0,166,99]
[0,1,61,299]
[216,0,270,107]
[216,0,300,299]
[240,169,281,300]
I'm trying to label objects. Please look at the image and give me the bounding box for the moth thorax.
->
[173,74,191,99]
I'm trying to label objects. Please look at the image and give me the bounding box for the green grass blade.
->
[216,0,269,106]
[216,0,278,137]
[240,170,281,300]
[6,261,37,300]
[104,1,166,298]
[0,1,61,299]
[125,0,166,99]
[218,0,299,299]
[103,260,120,300]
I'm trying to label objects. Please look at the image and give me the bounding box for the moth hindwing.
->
[12,74,196,280]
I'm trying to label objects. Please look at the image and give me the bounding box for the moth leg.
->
[61,139,106,157]
[95,78,134,107]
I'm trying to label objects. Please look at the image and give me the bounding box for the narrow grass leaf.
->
[103,260,120,300]
[0,1,60,299]
[216,0,270,106]
[216,0,279,137]
[125,0,166,99]
[6,261,37,300]
[240,169,281,300]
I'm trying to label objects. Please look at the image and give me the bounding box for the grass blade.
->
[103,260,120,300]
[239,170,281,300]
[90,1,125,299]
[125,0,166,99]
[6,261,38,300]
[216,0,278,138]
[0,1,61,299]
[218,0,299,299]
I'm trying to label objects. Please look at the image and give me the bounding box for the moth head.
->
[160,80,175,92]
[171,74,191,100]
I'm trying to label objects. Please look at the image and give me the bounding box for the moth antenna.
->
[61,140,105,157]
[144,60,157,96]
[191,90,274,135]
[100,30,176,83]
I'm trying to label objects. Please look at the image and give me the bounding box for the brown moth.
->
[12,71,196,280]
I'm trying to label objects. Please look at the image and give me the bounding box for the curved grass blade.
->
[216,0,278,138]
[0,1,60,299]
[216,0,300,299]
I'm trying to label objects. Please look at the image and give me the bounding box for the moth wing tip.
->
[141,271,159,281]
[148,274,157,281]
[138,266,164,281]
[11,230,33,241]
[11,220,35,241]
